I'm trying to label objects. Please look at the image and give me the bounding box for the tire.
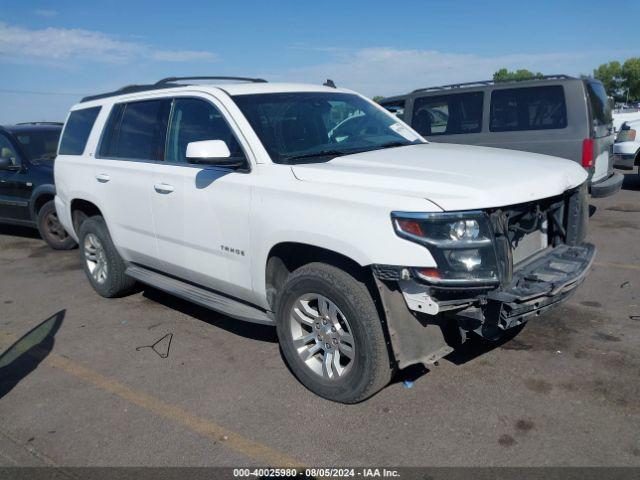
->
[78,216,135,298]
[275,262,392,403]
[37,200,76,250]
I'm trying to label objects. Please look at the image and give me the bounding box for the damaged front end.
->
[373,182,595,370]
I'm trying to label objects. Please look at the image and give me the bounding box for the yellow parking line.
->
[594,261,640,271]
[0,330,302,468]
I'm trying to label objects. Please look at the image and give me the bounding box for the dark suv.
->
[0,122,75,249]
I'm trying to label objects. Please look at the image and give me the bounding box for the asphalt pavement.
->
[1,169,639,468]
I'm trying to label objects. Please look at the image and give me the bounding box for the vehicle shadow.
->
[0,310,65,400]
[141,287,278,343]
[621,168,640,191]
[194,169,230,189]
[0,224,40,240]
[445,325,525,365]
[390,325,525,385]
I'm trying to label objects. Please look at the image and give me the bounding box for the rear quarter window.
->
[411,92,484,136]
[490,85,567,132]
[59,107,101,155]
[380,99,406,120]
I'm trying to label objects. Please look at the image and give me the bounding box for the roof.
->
[216,82,350,96]
[79,76,350,104]
[409,74,580,95]
[1,123,63,134]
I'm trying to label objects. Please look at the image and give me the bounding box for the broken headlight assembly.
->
[391,211,500,285]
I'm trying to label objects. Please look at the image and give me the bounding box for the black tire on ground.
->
[275,262,392,403]
[36,200,77,250]
[77,216,135,298]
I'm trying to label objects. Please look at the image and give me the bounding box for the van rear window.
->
[59,107,101,155]
[490,85,567,132]
[586,81,612,126]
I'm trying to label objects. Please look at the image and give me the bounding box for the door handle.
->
[154,183,174,194]
[95,173,111,183]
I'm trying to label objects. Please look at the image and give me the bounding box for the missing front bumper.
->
[372,243,595,368]
[455,243,596,332]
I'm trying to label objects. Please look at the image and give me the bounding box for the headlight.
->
[392,211,499,285]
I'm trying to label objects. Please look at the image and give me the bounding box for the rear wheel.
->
[37,200,76,250]
[78,216,135,297]
[276,262,392,403]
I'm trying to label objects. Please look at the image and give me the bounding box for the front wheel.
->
[276,263,392,403]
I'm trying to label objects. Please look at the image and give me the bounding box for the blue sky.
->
[1,0,638,123]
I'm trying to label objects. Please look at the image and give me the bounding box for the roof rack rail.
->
[15,121,64,126]
[410,74,575,94]
[80,76,268,103]
[155,76,267,85]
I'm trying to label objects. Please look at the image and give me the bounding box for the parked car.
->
[0,122,76,249]
[54,76,595,403]
[380,75,622,198]
[612,118,640,175]
[613,110,640,132]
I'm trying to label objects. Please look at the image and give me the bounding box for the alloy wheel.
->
[289,293,356,380]
[84,233,108,284]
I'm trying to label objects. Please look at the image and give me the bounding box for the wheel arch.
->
[70,198,104,235]
[29,184,56,220]
[264,241,373,311]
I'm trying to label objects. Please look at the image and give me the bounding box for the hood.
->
[291,143,587,211]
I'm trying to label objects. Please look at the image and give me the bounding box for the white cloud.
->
[275,47,598,96]
[34,9,58,17]
[0,21,217,65]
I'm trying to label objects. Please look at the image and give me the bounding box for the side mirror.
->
[0,156,18,171]
[185,140,246,168]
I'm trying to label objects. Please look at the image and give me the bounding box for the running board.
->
[125,265,274,325]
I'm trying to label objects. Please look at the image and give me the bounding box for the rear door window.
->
[411,92,483,136]
[490,85,567,132]
[99,99,170,161]
[59,107,101,155]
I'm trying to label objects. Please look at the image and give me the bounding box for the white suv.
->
[55,76,595,403]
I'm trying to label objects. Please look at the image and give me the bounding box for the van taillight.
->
[581,138,594,168]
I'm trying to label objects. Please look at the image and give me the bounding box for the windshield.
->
[14,130,61,161]
[232,92,423,164]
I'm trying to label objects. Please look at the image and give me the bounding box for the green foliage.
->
[372,96,385,103]
[493,68,544,82]
[593,61,623,99]
[622,58,640,101]
[594,57,640,102]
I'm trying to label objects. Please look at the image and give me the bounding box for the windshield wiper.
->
[375,141,417,150]
[282,149,350,163]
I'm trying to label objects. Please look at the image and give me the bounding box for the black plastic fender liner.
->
[373,277,454,369]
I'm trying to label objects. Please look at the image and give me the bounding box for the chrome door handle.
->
[154,183,174,194]
[95,173,110,183]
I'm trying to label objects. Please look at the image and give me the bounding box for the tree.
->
[622,57,640,102]
[372,96,385,103]
[593,61,624,100]
[493,68,544,82]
